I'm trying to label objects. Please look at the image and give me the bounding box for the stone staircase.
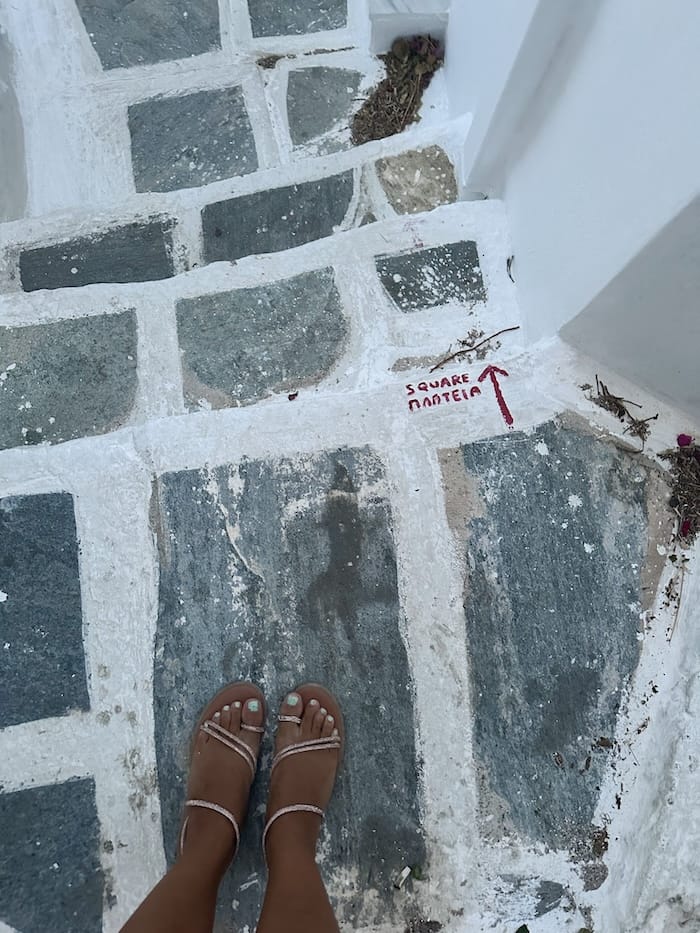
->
[1,2,697,933]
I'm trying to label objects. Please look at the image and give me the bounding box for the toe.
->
[312,707,327,737]
[276,692,302,752]
[242,696,264,732]
[302,698,320,738]
[321,713,335,738]
[220,703,232,732]
[229,701,242,734]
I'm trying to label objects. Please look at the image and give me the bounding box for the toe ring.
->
[241,723,265,733]
[278,714,302,725]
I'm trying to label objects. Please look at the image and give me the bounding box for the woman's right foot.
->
[265,685,343,867]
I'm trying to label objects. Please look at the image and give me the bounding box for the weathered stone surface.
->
[0,493,88,728]
[202,171,354,263]
[75,0,220,70]
[152,448,425,929]
[176,269,347,408]
[0,30,27,222]
[0,311,137,450]
[129,87,257,193]
[287,67,361,151]
[19,221,175,292]
[0,779,103,932]
[441,420,649,850]
[376,240,486,312]
[376,146,458,214]
[248,0,347,37]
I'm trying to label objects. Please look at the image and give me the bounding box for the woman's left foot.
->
[180,682,265,872]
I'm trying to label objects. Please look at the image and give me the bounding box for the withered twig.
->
[430,326,520,373]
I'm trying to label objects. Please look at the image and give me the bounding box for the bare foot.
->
[180,683,265,874]
[264,684,342,868]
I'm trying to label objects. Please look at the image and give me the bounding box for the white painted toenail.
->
[319,708,327,716]
[309,699,319,707]
[233,701,241,708]
[248,699,260,712]
[327,715,334,724]
[286,694,300,706]
[332,728,339,736]
[223,705,230,712]
[213,712,221,719]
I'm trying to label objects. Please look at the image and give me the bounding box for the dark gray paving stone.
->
[152,448,425,929]
[75,0,220,70]
[202,172,354,264]
[441,420,649,851]
[176,269,347,408]
[129,87,257,194]
[19,220,174,292]
[248,0,347,37]
[287,67,361,150]
[0,779,103,933]
[376,240,486,312]
[0,311,137,450]
[0,493,88,728]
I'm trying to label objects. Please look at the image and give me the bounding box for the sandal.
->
[262,683,343,863]
[180,681,265,858]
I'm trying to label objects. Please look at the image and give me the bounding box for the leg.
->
[121,685,265,933]
[258,687,342,933]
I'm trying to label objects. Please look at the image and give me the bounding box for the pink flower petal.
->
[677,433,693,447]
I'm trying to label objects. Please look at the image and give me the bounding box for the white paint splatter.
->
[568,494,583,510]
[535,441,549,456]
[0,590,7,602]
[583,543,595,554]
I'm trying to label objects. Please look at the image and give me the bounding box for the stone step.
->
[0,200,519,451]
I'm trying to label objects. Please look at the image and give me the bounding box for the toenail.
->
[332,728,339,736]
[247,699,260,712]
[327,715,334,724]
[213,711,221,719]
[286,693,300,706]
[309,699,319,707]
[233,701,241,708]
[223,705,230,712]
[319,708,327,716]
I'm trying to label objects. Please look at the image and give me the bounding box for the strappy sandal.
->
[180,681,265,858]
[262,683,343,863]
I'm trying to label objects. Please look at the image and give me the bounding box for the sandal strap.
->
[262,804,324,862]
[200,720,257,778]
[241,722,265,734]
[180,799,240,856]
[271,735,341,774]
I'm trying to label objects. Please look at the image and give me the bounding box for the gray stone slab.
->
[0,30,28,222]
[19,220,175,292]
[202,171,354,264]
[0,311,137,450]
[376,240,486,312]
[152,447,425,929]
[75,0,220,70]
[0,493,88,728]
[129,87,257,193]
[287,67,361,151]
[248,0,347,37]
[0,779,103,932]
[176,269,348,408]
[376,146,458,215]
[441,420,650,852]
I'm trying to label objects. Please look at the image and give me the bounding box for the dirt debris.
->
[582,376,658,448]
[352,35,444,144]
[660,433,700,546]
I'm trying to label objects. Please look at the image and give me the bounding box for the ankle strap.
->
[180,799,240,857]
[262,804,324,864]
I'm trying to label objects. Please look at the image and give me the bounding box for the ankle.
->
[265,813,321,869]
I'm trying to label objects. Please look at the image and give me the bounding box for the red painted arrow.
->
[478,364,513,427]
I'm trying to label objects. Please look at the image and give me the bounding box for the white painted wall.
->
[562,195,700,419]
[501,0,700,345]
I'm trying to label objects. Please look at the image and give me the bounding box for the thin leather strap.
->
[271,736,341,774]
[180,800,240,856]
[200,720,256,777]
[262,804,324,862]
